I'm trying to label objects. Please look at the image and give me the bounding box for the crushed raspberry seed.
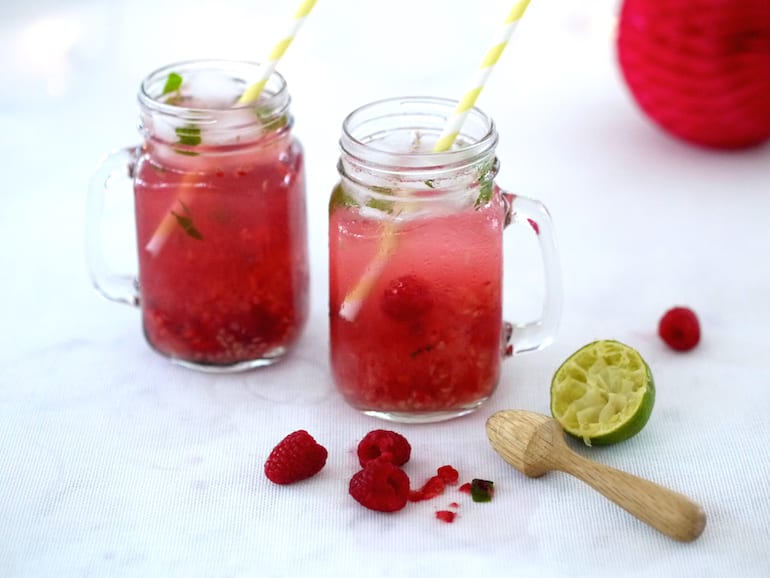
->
[436,510,457,523]
[381,275,434,321]
[658,307,700,351]
[349,460,411,512]
[437,465,459,485]
[357,429,412,467]
[409,475,446,502]
[264,430,328,485]
[458,482,472,494]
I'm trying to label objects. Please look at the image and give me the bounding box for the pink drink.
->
[329,190,506,416]
[120,61,310,370]
[86,61,311,371]
[327,97,560,421]
[134,136,308,368]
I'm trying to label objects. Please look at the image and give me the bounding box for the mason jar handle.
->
[85,146,141,307]
[502,191,562,355]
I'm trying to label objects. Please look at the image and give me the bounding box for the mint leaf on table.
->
[470,479,495,502]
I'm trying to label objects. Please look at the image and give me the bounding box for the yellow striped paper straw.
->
[146,0,318,255]
[237,0,318,104]
[339,0,532,320]
[433,0,531,152]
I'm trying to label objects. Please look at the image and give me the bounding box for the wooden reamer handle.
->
[557,452,707,542]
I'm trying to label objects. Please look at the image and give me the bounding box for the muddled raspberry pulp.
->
[329,200,505,415]
[135,137,309,368]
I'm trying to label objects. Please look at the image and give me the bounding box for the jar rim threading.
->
[340,96,498,173]
[137,59,292,147]
[139,59,289,115]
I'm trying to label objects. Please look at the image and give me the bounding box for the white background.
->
[1,0,769,576]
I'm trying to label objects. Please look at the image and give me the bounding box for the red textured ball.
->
[356,429,412,468]
[617,0,770,149]
[658,307,701,351]
[380,275,434,321]
[349,460,411,512]
[264,430,328,485]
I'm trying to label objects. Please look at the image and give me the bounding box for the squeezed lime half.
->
[550,340,655,446]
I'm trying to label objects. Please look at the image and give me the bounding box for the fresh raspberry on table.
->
[349,460,411,512]
[264,430,328,485]
[357,429,412,467]
[381,275,434,321]
[658,307,701,351]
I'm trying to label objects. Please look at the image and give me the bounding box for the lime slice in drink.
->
[550,340,655,446]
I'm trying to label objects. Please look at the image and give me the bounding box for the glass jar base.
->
[360,399,488,424]
[167,348,287,373]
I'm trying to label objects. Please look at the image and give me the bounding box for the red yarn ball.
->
[617,0,770,149]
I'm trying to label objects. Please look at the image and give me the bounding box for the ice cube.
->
[203,107,262,145]
[181,70,244,109]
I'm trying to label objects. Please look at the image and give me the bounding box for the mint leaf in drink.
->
[365,197,395,213]
[424,179,436,189]
[474,158,497,208]
[171,201,203,240]
[162,72,183,95]
[329,183,359,214]
[175,126,202,147]
[367,186,396,212]
[255,106,290,132]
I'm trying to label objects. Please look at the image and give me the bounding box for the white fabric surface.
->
[2,0,769,576]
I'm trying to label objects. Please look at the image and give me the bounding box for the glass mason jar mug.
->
[87,60,309,372]
[329,97,562,422]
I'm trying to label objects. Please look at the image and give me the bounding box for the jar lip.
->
[138,59,289,117]
[340,96,498,170]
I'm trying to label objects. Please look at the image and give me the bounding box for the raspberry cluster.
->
[349,429,461,513]
[264,428,481,522]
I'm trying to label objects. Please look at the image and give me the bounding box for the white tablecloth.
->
[2,0,769,576]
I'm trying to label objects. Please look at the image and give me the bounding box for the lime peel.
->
[550,340,655,446]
